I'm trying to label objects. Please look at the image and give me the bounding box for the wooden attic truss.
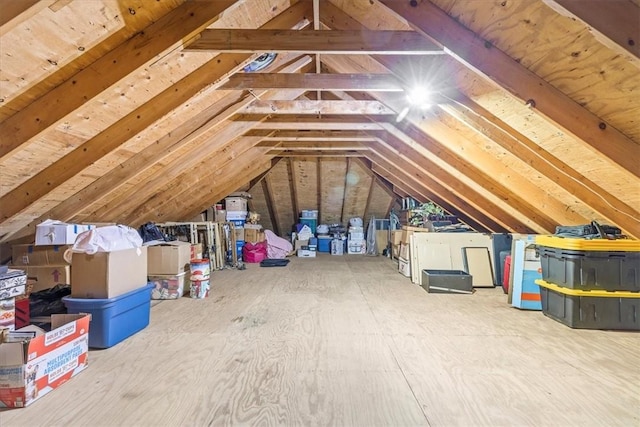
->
[0,0,638,255]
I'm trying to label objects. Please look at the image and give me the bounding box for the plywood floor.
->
[3,255,639,426]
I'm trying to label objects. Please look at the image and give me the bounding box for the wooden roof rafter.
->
[379,0,640,178]
[541,0,640,66]
[0,0,239,160]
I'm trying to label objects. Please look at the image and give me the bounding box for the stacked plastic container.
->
[300,210,318,234]
[534,235,640,330]
[226,197,248,259]
[347,218,366,255]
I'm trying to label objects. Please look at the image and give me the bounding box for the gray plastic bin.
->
[538,246,640,292]
[422,270,473,294]
[540,287,639,330]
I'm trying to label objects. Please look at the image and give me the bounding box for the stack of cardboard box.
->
[147,241,193,299]
[12,244,71,293]
[397,226,430,278]
[0,269,27,331]
[226,196,248,259]
[347,225,366,255]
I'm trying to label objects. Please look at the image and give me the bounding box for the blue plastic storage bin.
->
[62,283,153,349]
[236,240,244,258]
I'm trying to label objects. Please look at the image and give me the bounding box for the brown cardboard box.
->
[0,314,90,408]
[71,247,147,299]
[391,230,403,246]
[244,227,265,243]
[24,265,71,292]
[12,244,71,266]
[401,226,429,244]
[147,241,191,275]
[295,239,309,250]
[225,197,247,211]
[190,243,203,260]
[399,243,409,260]
[215,209,226,223]
[392,244,400,260]
[375,230,388,254]
[234,227,245,242]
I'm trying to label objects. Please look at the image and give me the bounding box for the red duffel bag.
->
[242,241,267,263]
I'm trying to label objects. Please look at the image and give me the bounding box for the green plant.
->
[416,202,444,219]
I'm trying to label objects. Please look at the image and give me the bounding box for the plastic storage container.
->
[62,283,153,348]
[538,247,640,291]
[236,240,244,258]
[535,236,640,292]
[536,279,640,330]
[535,235,640,252]
[421,270,473,294]
[318,236,331,253]
[149,272,185,299]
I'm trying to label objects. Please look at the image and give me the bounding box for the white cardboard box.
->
[398,257,411,277]
[0,270,27,298]
[297,249,316,258]
[0,298,16,331]
[35,221,95,246]
[347,239,366,255]
[0,314,90,408]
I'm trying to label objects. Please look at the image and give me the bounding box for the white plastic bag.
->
[69,225,143,255]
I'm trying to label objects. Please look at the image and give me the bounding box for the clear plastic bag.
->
[67,225,143,257]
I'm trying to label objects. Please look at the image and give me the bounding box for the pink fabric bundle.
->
[264,230,293,259]
[242,241,267,263]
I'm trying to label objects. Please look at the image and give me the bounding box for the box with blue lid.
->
[62,283,153,348]
[318,236,331,253]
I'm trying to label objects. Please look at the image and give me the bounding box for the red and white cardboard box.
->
[0,313,90,408]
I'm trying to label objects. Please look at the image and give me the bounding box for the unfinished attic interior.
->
[0,0,639,424]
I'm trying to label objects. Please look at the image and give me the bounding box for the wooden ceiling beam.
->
[366,152,496,233]
[370,139,523,233]
[0,0,52,36]
[257,141,367,150]
[242,100,395,115]
[269,151,365,157]
[384,120,575,233]
[125,144,272,225]
[220,73,404,91]
[542,0,640,64]
[137,153,274,226]
[441,95,640,238]
[0,0,238,160]
[184,29,443,54]
[248,116,386,130]
[0,5,312,229]
[134,153,275,227]
[379,0,640,178]
[255,130,376,141]
[180,159,275,223]
[318,53,558,232]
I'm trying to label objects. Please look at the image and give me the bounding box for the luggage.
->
[259,259,290,267]
[554,221,622,239]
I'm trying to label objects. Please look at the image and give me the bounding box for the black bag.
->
[555,221,622,239]
[259,259,290,267]
[138,222,166,243]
